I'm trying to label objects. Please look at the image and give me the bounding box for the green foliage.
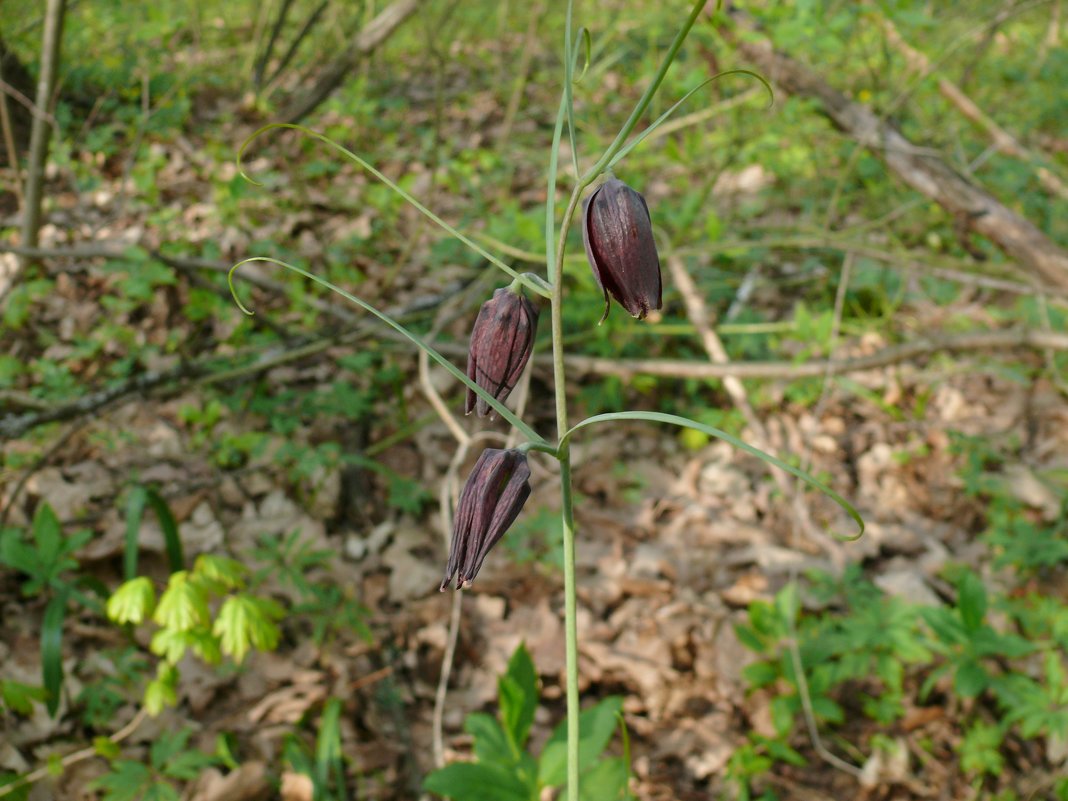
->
[281,698,348,801]
[734,433,1068,790]
[0,680,48,717]
[91,729,216,801]
[0,503,92,598]
[107,553,283,714]
[253,530,372,646]
[424,644,629,801]
[0,503,98,716]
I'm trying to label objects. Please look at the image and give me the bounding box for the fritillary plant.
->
[228,2,864,799]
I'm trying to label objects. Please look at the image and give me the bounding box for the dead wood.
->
[723,20,1068,291]
[876,12,1068,201]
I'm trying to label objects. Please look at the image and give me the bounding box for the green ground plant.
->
[732,436,1068,799]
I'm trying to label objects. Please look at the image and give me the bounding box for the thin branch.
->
[263,0,330,92]
[724,13,1068,289]
[0,708,148,799]
[253,0,296,89]
[277,0,423,125]
[14,0,65,292]
[0,60,23,203]
[0,282,462,440]
[556,328,1068,381]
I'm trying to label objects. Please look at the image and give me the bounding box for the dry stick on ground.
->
[0,276,464,440]
[277,0,423,125]
[724,22,1068,290]
[0,708,148,799]
[668,253,864,778]
[876,11,1068,202]
[557,328,1068,382]
[665,253,821,546]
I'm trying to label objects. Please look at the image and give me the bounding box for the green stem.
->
[550,181,586,801]
[583,0,707,181]
[559,453,580,801]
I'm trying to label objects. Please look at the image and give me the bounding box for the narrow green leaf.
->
[499,644,538,750]
[146,489,184,574]
[228,256,546,446]
[564,412,864,540]
[32,502,62,564]
[42,592,66,717]
[236,124,550,298]
[545,92,568,284]
[585,0,708,178]
[315,698,343,793]
[957,571,987,632]
[607,70,773,171]
[123,486,148,581]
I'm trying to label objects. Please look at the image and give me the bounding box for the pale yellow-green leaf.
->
[213,594,284,664]
[193,554,248,591]
[144,663,178,716]
[154,571,210,631]
[106,577,156,624]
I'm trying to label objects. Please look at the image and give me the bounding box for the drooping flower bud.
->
[581,177,662,323]
[440,448,531,591]
[465,286,539,418]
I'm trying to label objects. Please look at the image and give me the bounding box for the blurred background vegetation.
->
[1,1,1067,799]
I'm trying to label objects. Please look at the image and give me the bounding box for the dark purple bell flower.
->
[465,287,539,418]
[581,177,662,323]
[440,448,531,591]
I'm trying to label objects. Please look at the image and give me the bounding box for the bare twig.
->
[0,708,148,799]
[0,280,462,440]
[666,253,820,535]
[0,77,53,124]
[556,328,1068,382]
[277,0,423,125]
[723,11,1068,289]
[263,0,330,92]
[254,0,296,89]
[0,60,23,203]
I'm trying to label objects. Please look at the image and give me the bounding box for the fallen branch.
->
[556,328,1068,381]
[0,282,463,440]
[723,20,1068,290]
[876,11,1068,201]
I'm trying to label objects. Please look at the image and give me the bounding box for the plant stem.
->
[559,453,580,800]
[550,181,587,801]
